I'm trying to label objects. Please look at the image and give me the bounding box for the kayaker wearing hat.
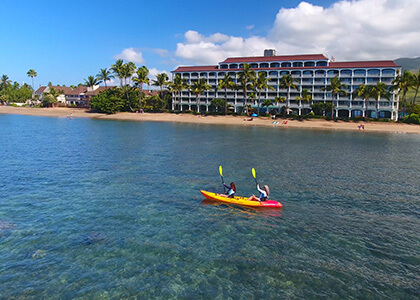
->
[248,184,270,202]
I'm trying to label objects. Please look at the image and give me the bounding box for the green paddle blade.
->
[252,168,256,179]
[219,165,223,177]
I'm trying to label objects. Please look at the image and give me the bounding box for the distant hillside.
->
[394,57,420,72]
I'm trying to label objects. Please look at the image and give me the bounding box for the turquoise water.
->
[1,114,419,299]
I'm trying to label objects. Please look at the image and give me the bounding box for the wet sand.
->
[1,106,420,134]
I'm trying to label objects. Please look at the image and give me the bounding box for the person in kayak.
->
[219,182,236,198]
[248,184,270,201]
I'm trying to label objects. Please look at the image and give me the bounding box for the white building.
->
[172,52,401,120]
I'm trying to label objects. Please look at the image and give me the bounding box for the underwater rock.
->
[82,232,106,245]
[32,249,47,259]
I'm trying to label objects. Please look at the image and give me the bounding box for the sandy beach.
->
[1,106,420,134]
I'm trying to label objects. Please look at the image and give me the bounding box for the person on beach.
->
[248,184,270,202]
[219,182,236,198]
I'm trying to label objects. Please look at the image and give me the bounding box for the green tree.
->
[410,69,420,114]
[254,72,275,115]
[352,84,373,118]
[84,76,102,90]
[211,98,227,113]
[143,94,166,112]
[190,78,211,113]
[133,66,150,111]
[26,69,37,99]
[111,59,125,87]
[311,102,332,116]
[122,62,136,86]
[392,70,412,116]
[295,89,313,115]
[371,82,391,119]
[261,99,274,114]
[236,64,256,115]
[274,96,286,116]
[217,73,235,114]
[91,88,124,114]
[0,74,11,90]
[279,74,299,114]
[322,76,347,120]
[42,87,63,107]
[8,83,32,103]
[152,73,169,107]
[90,87,139,113]
[168,74,188,111]
[97,68,114,87]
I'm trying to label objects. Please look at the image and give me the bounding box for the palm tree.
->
[254,72,275,115]
[279,74,299,115]
[168,74,188,111]
[236,63,256,115]
[322,76,347,120]
[133,66,150,110]
[190,78,211,113]
[84,76,102,91]
[26,69,37,98]
[371,82,391,119]
[122,62,136,86]
[152,73,169,105]
[261,99,274,115]
[296,89,313,115]
[274,96,286,115]
[111,59,125,87]
[0,74,11,89]
[217,73,235,114]
[409,69,420,114]
[97,68,114,88]
[0,75,11,104]
[43,87,63,107]
[352,84,372,118]
[391,70,412,117]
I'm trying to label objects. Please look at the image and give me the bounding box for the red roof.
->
[328,61,399,68]
[221,54,328,63]
[35,86,48,93]
[173,65,218,72]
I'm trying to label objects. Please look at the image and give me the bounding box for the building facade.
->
[172,52,401,120]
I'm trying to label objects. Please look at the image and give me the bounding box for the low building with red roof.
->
[35,85,158,108]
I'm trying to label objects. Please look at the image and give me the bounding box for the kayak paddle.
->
[252,168,258,188]
[219,165,226,193]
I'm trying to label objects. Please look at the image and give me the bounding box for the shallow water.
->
[0,114,419,299]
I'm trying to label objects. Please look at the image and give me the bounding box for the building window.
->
[316,61,328,67]
[354,69,366,76]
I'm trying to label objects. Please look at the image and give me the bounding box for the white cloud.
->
[246,25,255,30]
[152,48,170,57]
[174,0,420,65]
[114,47,145,64]
[148,68,169,79]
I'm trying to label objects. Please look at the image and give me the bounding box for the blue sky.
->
[1,0,419,87]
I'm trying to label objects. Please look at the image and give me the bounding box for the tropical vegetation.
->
[3,62,420,126]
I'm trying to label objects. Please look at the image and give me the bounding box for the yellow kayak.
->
[200,190,282,208]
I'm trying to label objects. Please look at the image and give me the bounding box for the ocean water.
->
[0,114,419,299]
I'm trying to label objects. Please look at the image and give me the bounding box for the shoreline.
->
[1,106,420,134]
